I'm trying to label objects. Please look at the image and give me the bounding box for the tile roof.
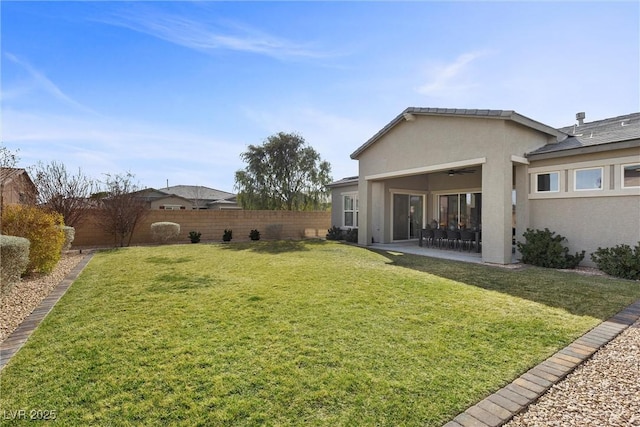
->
[162,185,236,201]
[327,176,359,187]
[527,112,640,156]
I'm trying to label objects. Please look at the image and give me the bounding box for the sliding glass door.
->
[393,194,423,240]
[438,192,481,230]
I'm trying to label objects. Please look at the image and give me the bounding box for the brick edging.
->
[444,299,640,427]
[0,253,95,371]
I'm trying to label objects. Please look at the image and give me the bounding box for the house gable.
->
[351,107,564,161]
[353,110,556,181]
[0,168,37,207]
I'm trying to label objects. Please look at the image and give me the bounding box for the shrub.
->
[345,228,358,243]
[151,222,180,244]
[223,229,232,242]
[0,235,30,295]
[61,226,75,251]
[1,205,65,274]
[188,231,201,243]
[591,243,640,280]
[326,226,344,241]
[249,229,261,241]
[516,228,585,269]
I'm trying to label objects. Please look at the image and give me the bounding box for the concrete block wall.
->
[72,210,331,247]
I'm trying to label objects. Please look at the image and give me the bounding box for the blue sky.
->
[2,1,638,193]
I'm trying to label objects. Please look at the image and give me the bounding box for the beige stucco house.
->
[137,185,240,210]
[328,108,640,265]
[0,167,37,210]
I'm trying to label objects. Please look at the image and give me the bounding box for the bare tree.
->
[189,185,205,209]
[29,161,97,227]
[95,172,149,247]
[0,144,20,233]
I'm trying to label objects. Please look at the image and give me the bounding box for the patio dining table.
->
[419,228,481,253]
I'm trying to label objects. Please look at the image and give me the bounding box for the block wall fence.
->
[73,210,332,247]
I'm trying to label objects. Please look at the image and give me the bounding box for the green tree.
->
[234,132,332,210]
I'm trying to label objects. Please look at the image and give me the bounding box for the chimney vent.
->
[576,112,585,126]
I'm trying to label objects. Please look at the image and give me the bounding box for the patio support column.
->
[514,163,529,260]
[481,157,513,264]
[358,178,373,246]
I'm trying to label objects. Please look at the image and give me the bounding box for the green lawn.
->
[1,241,639,426]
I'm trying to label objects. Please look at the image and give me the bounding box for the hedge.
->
[0,235,30,295]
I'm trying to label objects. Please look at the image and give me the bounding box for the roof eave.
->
[526,139,640,161]
[327,180,359,189]
[351,111,407,159]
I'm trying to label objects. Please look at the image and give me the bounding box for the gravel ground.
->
[506,318,640,427]
[0,251,85,344]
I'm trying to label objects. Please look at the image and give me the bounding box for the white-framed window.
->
[574,167,603,191]
[535,172,559,193]
[622,164,640,188]
[343,194,358,227]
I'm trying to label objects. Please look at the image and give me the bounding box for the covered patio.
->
[349,108,563,265]
[369,241,518,264]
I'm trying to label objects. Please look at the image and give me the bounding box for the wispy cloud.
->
[4,53,98,115]
[98,7,334,61]
[2,107,244,190]
[416,50,493,97]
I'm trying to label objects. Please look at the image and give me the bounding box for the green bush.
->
[188,231,201,243]
[61,225,75,251]
[0,235,30,295]
[326,226,343,241]
[591,243,640,280]
[223,229,232,242]
[345,228,358,243]
[151,222,181,244]
[249,229,261,241]
[1,205,65,274]
[517,228,585,269]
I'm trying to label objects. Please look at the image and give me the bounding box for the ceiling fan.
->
[445,168,476,176]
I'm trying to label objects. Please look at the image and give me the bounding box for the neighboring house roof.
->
[350,107,565,159]
[149,194,194,205]
[134,188,172,201]
[135,185,238,208]
[206,199,236,206]
[162,185,236,202]
[0,167,35,187]
[527,112,640,159]
[0,167,37,196]
[327,176,359,188]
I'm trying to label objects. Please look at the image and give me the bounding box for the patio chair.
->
[446,229,461,250]
[433,229,447,248]
[419,228,434,247]
[459,229,475,252]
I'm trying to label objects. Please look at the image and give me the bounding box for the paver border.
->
[443,299,640,427]
[0,253,94,371]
